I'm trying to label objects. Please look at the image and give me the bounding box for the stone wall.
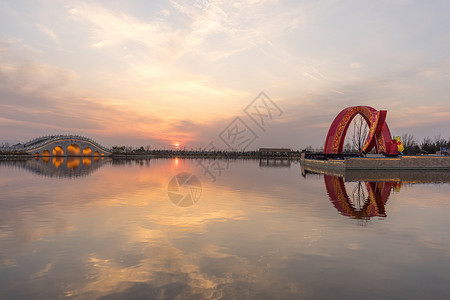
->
[301,155,450,171]
[345,156,450,170]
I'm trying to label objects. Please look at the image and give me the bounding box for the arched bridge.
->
[14,135,112,157]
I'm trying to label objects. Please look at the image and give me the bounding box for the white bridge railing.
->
[20,135,112,153]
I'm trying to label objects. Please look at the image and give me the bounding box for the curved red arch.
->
[324,106,397,155]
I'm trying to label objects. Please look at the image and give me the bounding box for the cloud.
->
[0,39,76,95]
[1,1,449,148]
[66,3,179,60]
[35,24,58,43]
[65,0,311,66]
[350,62,362,69]
[0,38,226,147]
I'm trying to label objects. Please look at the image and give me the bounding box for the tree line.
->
[343,134,449,155]
[400,134,449,155]
[111,145,302,158]
[340,115,449,155]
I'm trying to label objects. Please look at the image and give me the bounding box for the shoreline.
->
[0,153,301,160]
[300,155,450,171]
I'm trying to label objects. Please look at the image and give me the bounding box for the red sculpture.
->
[324,106,398,155]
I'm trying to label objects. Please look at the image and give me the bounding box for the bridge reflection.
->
[1,156,111,178]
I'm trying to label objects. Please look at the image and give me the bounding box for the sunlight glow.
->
[0,1,448,148]
[83,147,92,156]
[53,146,64,156]
[67,144,81,156]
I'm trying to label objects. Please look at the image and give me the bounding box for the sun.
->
[173,143,180,149]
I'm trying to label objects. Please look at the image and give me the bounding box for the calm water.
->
[0,158,449,299]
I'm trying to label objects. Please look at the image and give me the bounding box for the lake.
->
[0,158,449,299]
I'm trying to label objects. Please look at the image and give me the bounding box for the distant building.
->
[437,147,449,155]
[259,148,292,157]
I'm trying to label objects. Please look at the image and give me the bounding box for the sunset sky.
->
[1,0,449,150]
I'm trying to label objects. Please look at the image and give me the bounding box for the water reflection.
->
[0,159,449,299]
[52,156,64,168]
[302,164,450,221]
[0,156,111,178]
[259,158,291,168]
[324,175,394,219]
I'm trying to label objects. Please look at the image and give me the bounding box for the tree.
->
[401,133,416,148]
[0,142,9,152]
[351,115,369,152]
[434,136,447,148]
[112,145,126,153]
[401,133,418,154]
[421,137,434,154]
[343,142,353,153]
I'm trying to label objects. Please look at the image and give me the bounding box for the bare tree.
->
[0,142,10,152]
[352,115,368,152]
[343,142,353,152]
[401,133,416,150]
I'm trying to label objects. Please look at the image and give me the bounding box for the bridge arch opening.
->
[53,146,64,156]
[94,151,99,157]
[42,149,50,156]
[35,152,39,160]
[83,147,92,156]
[67,144,81,156]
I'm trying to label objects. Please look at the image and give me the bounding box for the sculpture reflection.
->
[302,164,449,220]
[324,174,397,219]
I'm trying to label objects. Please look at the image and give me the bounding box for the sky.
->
[0,0,449,150]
